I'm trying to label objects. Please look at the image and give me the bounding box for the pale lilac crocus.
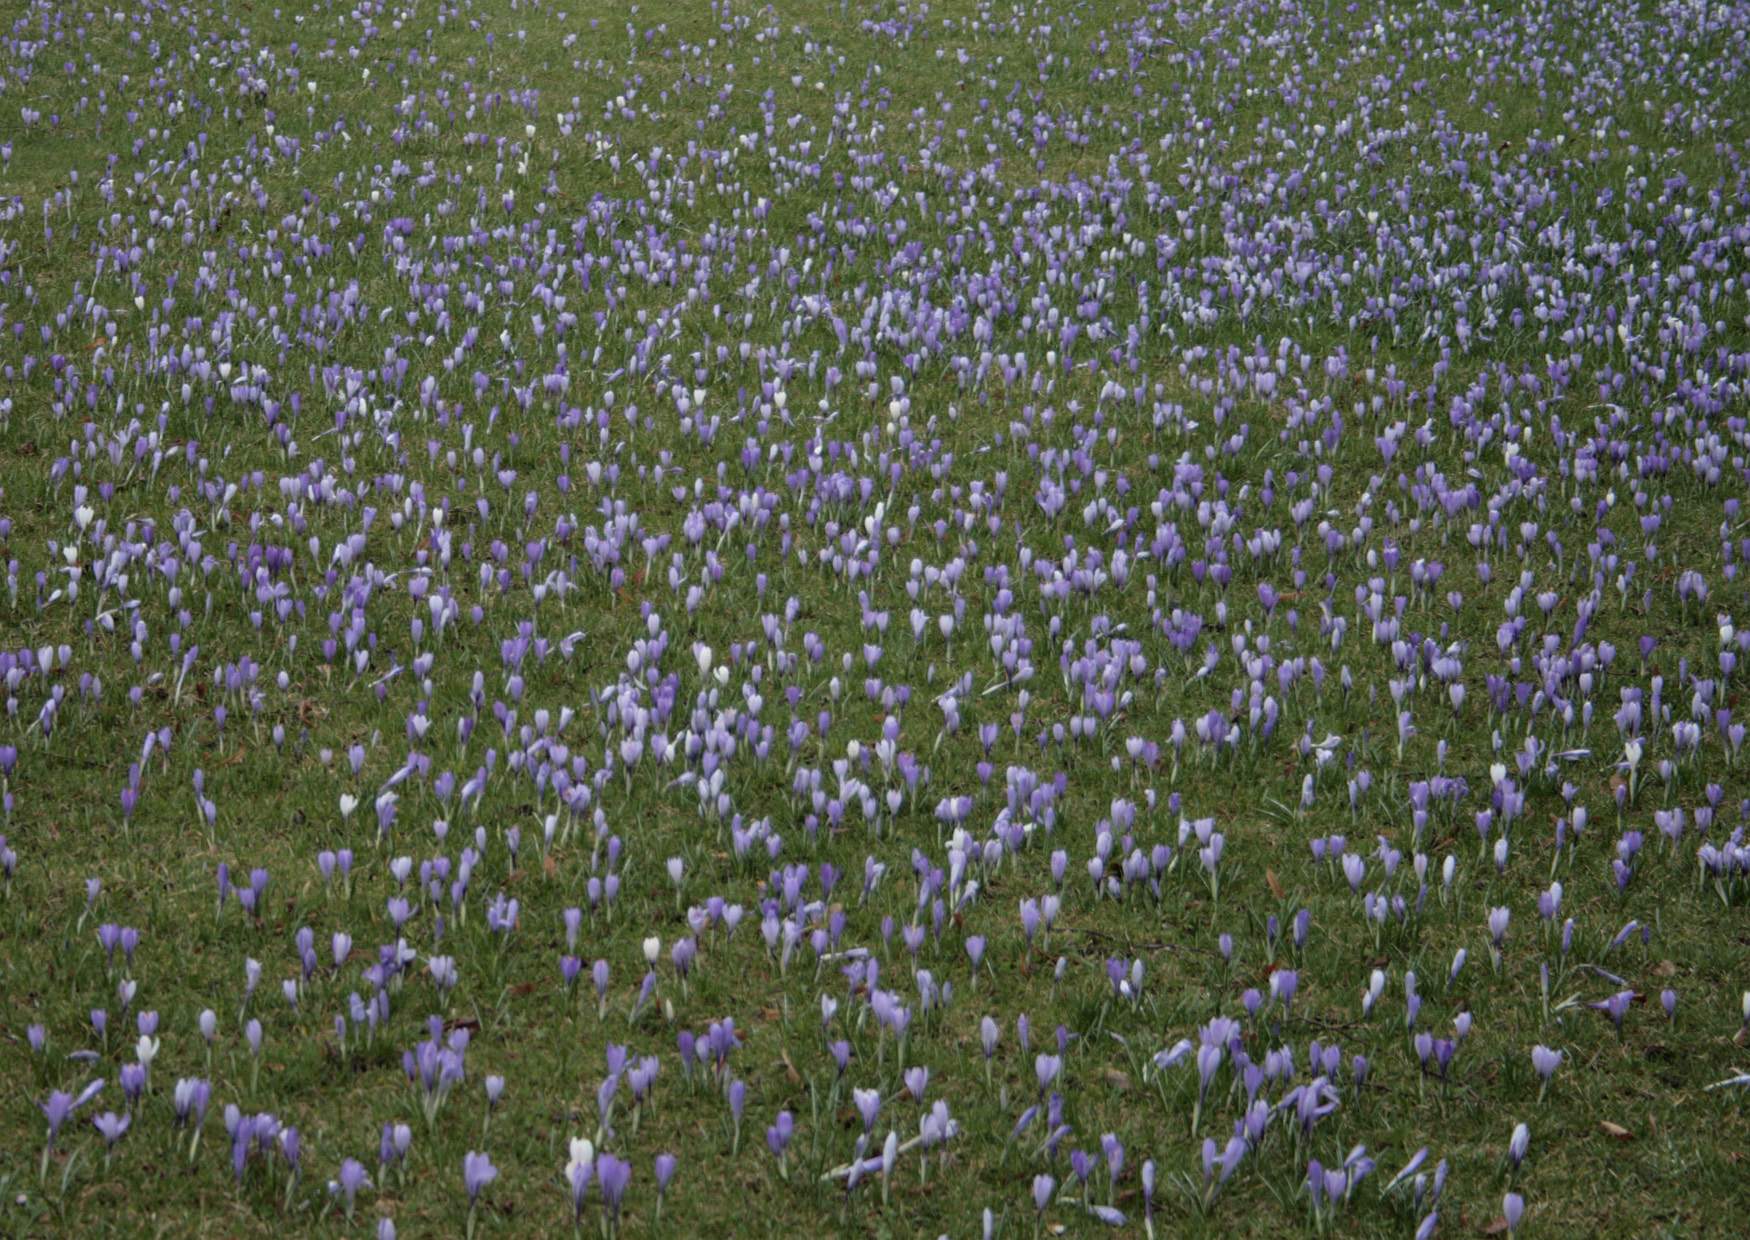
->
[332,1158,369,1221]
[463,1150,497,1239]
[1504,1191,1526,1234]
[1593,989,1635,1035]
[1032,1172,1056,1217]
[1506,1122,1530,1172]
[92,1111,130,1165]
[1531,1046,1563,1101]
[1487,906,1510,971]
[39,1080,103,1179]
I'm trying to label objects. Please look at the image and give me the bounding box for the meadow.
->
[2,0,1750,1234]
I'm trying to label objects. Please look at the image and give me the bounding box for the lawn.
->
[2,0,1749,1234]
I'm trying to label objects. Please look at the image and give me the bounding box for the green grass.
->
[1,0,1749,1235]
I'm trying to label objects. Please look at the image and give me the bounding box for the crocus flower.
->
[1383,1147,1429,1196]
[1486,906,1511,970]
[653,1152,677,1221]
[1592,990,1635,1034]
[332,1158,369,1221]
[727,1078,746,1154]
[39,1080,103,1179]
[92,1111,130,1158]
[596,1153,631,1229]
[904,1066,930,1103]
[1504,1192,1526,1234]
[1507,1122,1530,1171]
[119,1062,147,1108]
[1531,1046,1563,1101]
[463,1150,497,1239]
[854,1088,881,1132]
[1032,1172,1056,1215]
[766,1110,796,1174]
[567,1151,593,1221]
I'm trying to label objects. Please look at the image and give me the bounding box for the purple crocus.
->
[596,1152,631,1228]
[765,1110,796,1174]
[653,1152,677,1221]
[39,1080,103,1178]
[1592,990,1635,1034]
[1032,1172,1056,1216]
[853,1087,881,1133]
[726,1077,747,1153]
[904,1065,931,1103]
[1496,1116,1524,1165]
[463,1150,497,1239]
[1531,1046,1563,1101]
[92,1111,130,1157]
[332,1158,369,1221]
[567,1152,593,1222]
[1504,1192,1526,1234]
